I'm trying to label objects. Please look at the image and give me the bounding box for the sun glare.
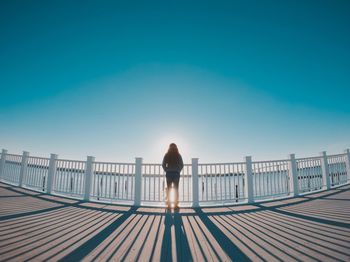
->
[154,133,190,161]
[169,188,175,203]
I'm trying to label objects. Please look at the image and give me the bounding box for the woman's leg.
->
[166,175,172,205]
[173,175,180,207]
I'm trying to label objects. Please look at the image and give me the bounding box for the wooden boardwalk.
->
[0,182,349,262]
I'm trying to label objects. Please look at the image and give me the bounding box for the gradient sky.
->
[1,0,349,163]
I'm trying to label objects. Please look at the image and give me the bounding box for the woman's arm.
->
[179,155,184,172]
[162,154,167,172]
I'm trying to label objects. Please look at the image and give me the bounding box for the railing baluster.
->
[192,158,199,207]
[288,154,298,196]
[46,154,57,194]
[19,151,29,187]
[344,149,350,183]
[134,157,142,206]
[0,149,7,181]
[245,156,254,203]
[84,156,95,201]
[320,151,331,190]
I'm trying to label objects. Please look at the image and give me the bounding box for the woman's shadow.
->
[160,208,192,262]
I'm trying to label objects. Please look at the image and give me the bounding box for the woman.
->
[162,143,184,209]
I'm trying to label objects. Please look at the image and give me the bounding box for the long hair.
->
[166,143,180,166]
[167,143,179,155]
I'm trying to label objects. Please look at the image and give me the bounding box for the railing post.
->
[320,151,331,190]
[0,149,8,181]
[345,149,350,183]
[84,156,95,201]
[46,153,58,194]
[19,151,29,187]
[192,158,199,207]
[245,156,254,203]
[288,154,299,196]
[134,157,142,206]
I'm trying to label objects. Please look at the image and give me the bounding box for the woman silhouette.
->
[162,143,184,209]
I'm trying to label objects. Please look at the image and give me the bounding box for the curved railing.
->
[0,149,349,207]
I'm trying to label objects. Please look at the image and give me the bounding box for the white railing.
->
[2,154,22,185]
[198,162,246,204]
[252,159,290,200]
[296,157,323,193]
[327,154,348,187]
[0,148,349,207]
[24,156,50,191]
[140,163,193,205]
[91,161,135,203]
[53,158,86,198]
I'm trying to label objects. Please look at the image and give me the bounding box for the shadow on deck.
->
[0,182,349,261]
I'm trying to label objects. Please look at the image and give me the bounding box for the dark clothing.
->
[165,171,180,205]
[162,152,183,206]
[162,153,184,173]
[166,171,180,190]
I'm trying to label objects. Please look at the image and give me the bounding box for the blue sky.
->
[1,0,349,163]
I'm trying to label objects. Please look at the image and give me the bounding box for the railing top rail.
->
[142,162,192,166]
[296,156,322,161]
[28,156,50,161]
[327,153,347,158]
[198,162,245,166]
[56,158,86,164]
[94,161,135,165]
[252,159,289,164]
[5,153,23,158]
[2,149,348,166]
[141,162,164,166]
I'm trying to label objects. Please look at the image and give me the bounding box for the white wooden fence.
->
[0,148,349,207]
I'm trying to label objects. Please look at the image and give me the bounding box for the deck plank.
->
[0,183,350,262]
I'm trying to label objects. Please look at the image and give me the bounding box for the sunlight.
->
[169,187,175,203]
[155,133,190,161]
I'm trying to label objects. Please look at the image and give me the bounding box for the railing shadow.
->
[1,182,350,261]
[194,208,250,261]
[58,207,138,261]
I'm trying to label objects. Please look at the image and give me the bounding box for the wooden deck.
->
[0,182,349,262]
